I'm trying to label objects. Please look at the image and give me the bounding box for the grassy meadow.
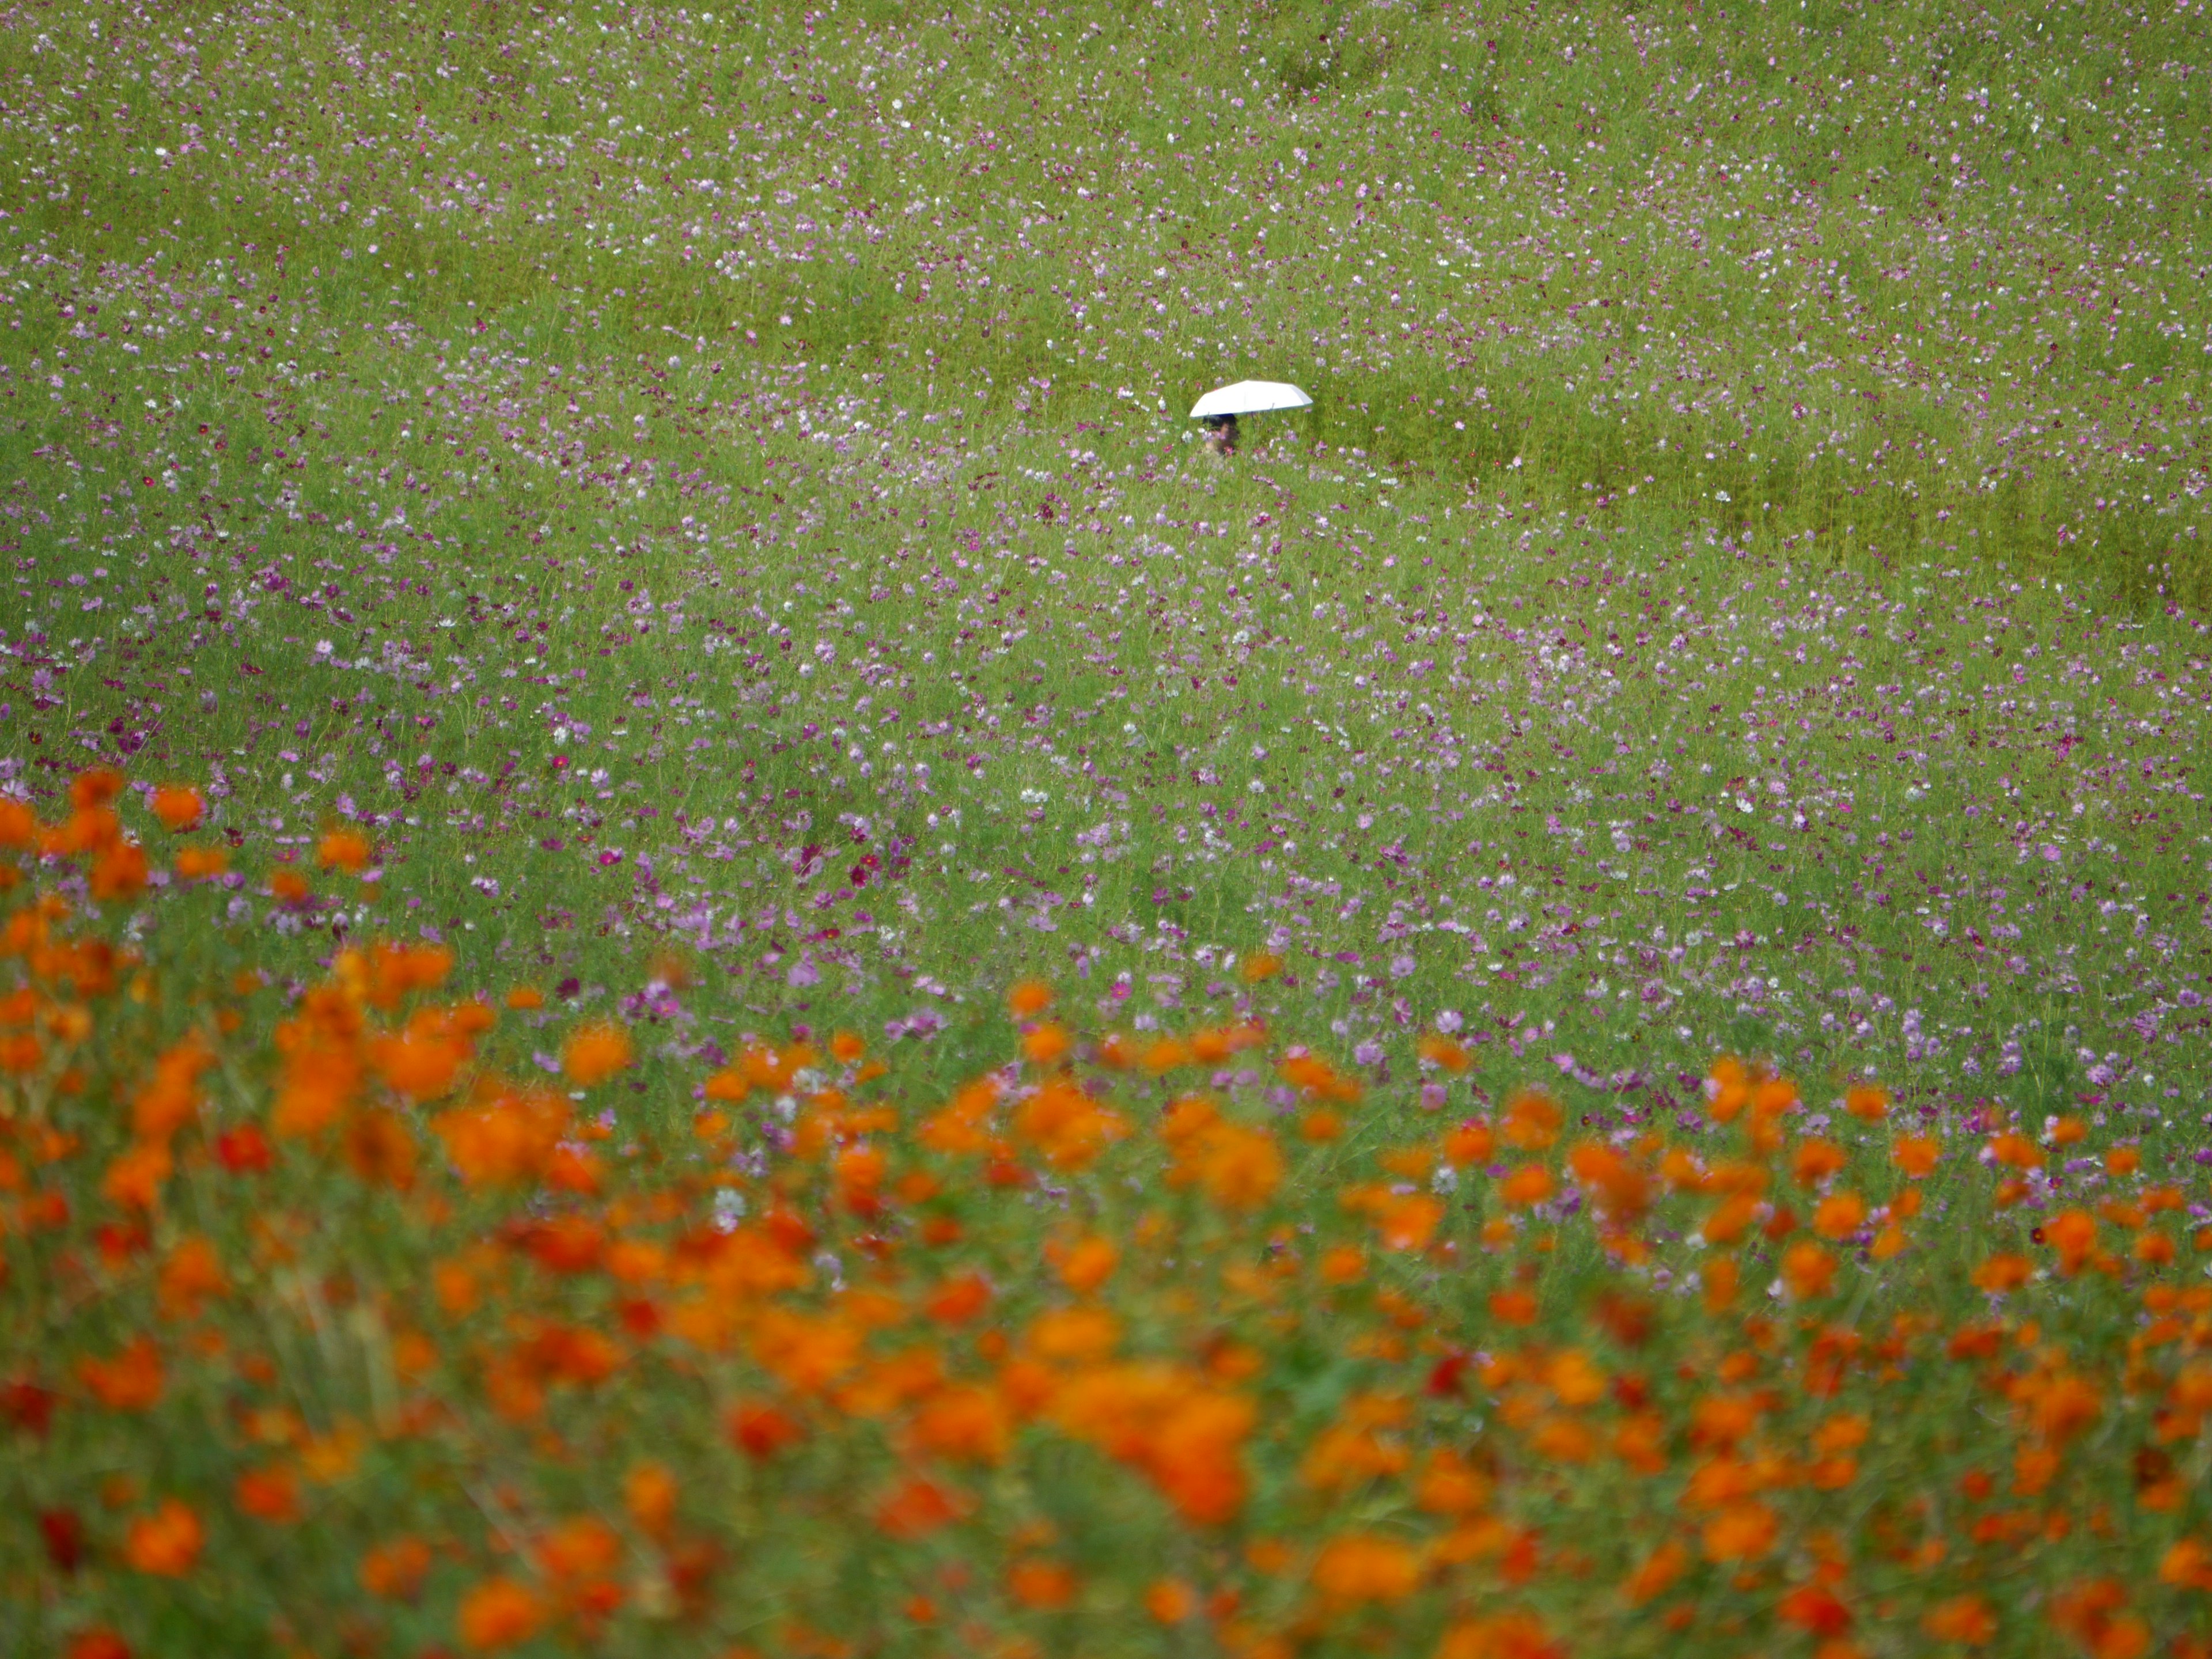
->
[2,0,2211,1653]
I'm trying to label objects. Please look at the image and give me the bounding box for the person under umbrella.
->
[1189,380,1311,460]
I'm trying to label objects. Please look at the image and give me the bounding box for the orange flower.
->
[727,1402,805,1460]
[919,1077,1001,1156]
[1623,1539,1690,1604]
[149,786,204,832]
[235,1465,303,1524]
[1791,1138,1846,1188]
[1301,1107,1345,1142]
[1444,1122,1495,1167]
[174,846,230,881]
[1418,1032,1471,1073]
[1782,1241,1837,1300]
[1892,1136,1941,1179]
[65,1631,132,1659]
[914,1384,1012,1465]
[874,1476,965,1539]
[1708,1056,1751,1121]
[1007,1560,1077,1609]
[1777,1584,1851,1639]
[625,1463,679,1537]
[73,767,125,809]
[1569,1140,1650,1221]
[90,840,149,902]
[537,1516,622,1579]
[344,1107,419,1190]
[1812,1192,1866,1240]
[157,1236,229,1320]
[1844,1082,1889,1120]
[1142,1036,1194,1074]
[2030,1372,2103,1446]
[1020,1021,1070,1065]
[1414,1448,1490,1516]
[361,1536,434,1600]
[319,827,375,873]
[2044,1209,2097,1274]
[1007,979,1054,1018]
[1700,1499,1778,1562]
[1146,1578,1199,1623]
[1056,1235,1118,1295]
[432,1089,569,1187]
[102,1140,173,1211]
[373,1028,468,1101]
[132,1037,213,1142]
[2048,1581,2147,1659]
[458,1577,543,1650]
[2159,1539,2212,1593]
[1702,1257,1739,1314]
[1312,1533,1422,1603]
[562,1022,634,1085]
[1165,1114,1283,1212]
[1500,1089,1562,1152]
[925,1271,993,1325]
[358,942,452,1006]
[1279,1050,1360,1103]
[124,1499,204,1575]
[1376,1192,1445,1252]
[1241,951,1283,982]
[1026,1305,1123,1363]
[1971,1253,2033,1294]
[1437,1611,1561,1659]
[1922,1595,1997,1645]
[1489,1289,1538,1325]
[1498,1163,1554,1209]
[1320,1245,1367,1284]
[1751,1074,1799,1118]
[1013,1078,1127,1170]
[79,1338,165,1411]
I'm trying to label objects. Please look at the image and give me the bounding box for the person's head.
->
[1203,414,1238,453]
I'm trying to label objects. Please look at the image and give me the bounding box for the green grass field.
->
[4,1,2212,1652]
[3,0,2206,1100]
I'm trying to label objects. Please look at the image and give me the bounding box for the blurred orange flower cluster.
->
[4,787,2211,1659]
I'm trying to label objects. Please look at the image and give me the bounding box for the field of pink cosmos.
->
[2,1,2210,1654]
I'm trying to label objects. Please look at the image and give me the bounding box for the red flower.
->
[216,1124,275,1175]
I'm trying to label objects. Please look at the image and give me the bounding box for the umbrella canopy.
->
[1190,380,1312,420]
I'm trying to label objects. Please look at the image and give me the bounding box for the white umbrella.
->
[1190,380,1312,420]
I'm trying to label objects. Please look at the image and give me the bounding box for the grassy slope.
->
[0,0,2205,1122]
